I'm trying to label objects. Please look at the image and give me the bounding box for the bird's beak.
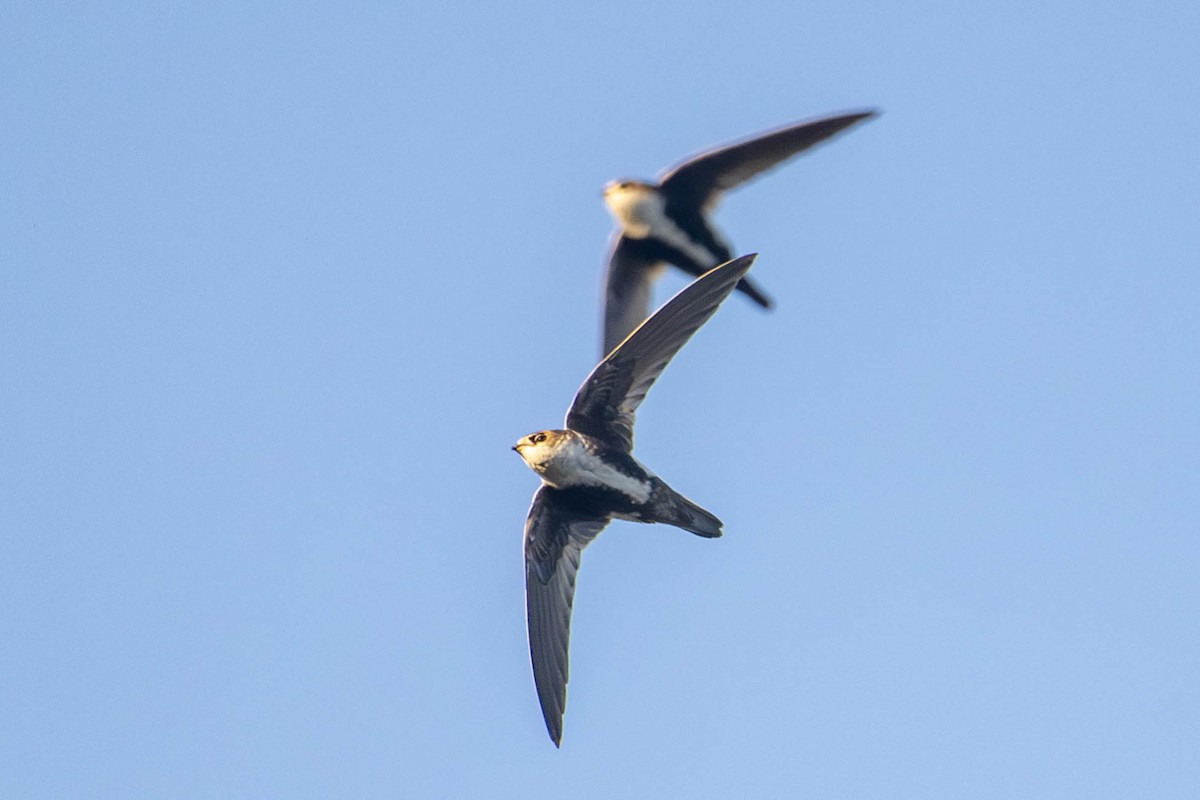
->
[512,443,522,452]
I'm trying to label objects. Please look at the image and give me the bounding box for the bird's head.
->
[601,180,659,235]
[513,429,574,473]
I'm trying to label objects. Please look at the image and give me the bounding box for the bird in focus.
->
[601,109,878,354]
[513,254,757,746]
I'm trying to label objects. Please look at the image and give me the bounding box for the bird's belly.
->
[540,448,652,505]
[644,214,719,269]
[613,192,718,268]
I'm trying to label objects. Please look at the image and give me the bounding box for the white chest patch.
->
[604,185,718,268]
[527,436,651,504]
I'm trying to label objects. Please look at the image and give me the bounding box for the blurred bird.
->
[601,109,877,354]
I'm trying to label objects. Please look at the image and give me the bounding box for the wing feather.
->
[523,486,610,746]
[567,254,756,451]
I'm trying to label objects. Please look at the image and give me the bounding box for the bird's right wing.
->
[567,254,756,452]
[659,110,879,209]
[602,234,662,358]
[524,486,610,747]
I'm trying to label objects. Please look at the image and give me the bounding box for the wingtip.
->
[838,106,880,119]
[720,254,770,308]
[729,252,757,270]
[824,107,882,128]
[541,703,564,747]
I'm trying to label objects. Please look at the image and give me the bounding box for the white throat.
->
[521,434,651,504]
[603,183,719,267]
[603,184,664,239]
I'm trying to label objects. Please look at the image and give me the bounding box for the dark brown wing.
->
[659,110,878,209]
[524,486,610,747]
[602,234,662,358]
[567,254,756,452]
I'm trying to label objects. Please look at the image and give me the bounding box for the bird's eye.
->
[532,433,547,444]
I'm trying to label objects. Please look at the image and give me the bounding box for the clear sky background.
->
[3,2,1198,798]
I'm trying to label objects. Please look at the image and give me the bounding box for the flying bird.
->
[601,108,878,354]
[513,254,757,746]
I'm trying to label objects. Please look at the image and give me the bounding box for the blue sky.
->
[3,2,1198,797]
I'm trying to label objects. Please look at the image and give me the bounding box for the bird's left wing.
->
[567,254,756,452]
[524,486,610,747]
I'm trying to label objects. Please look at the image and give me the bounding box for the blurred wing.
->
[659,109,878,209]
[523,486,610,747]
[602,234,662,358]
[567,254,756,452]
